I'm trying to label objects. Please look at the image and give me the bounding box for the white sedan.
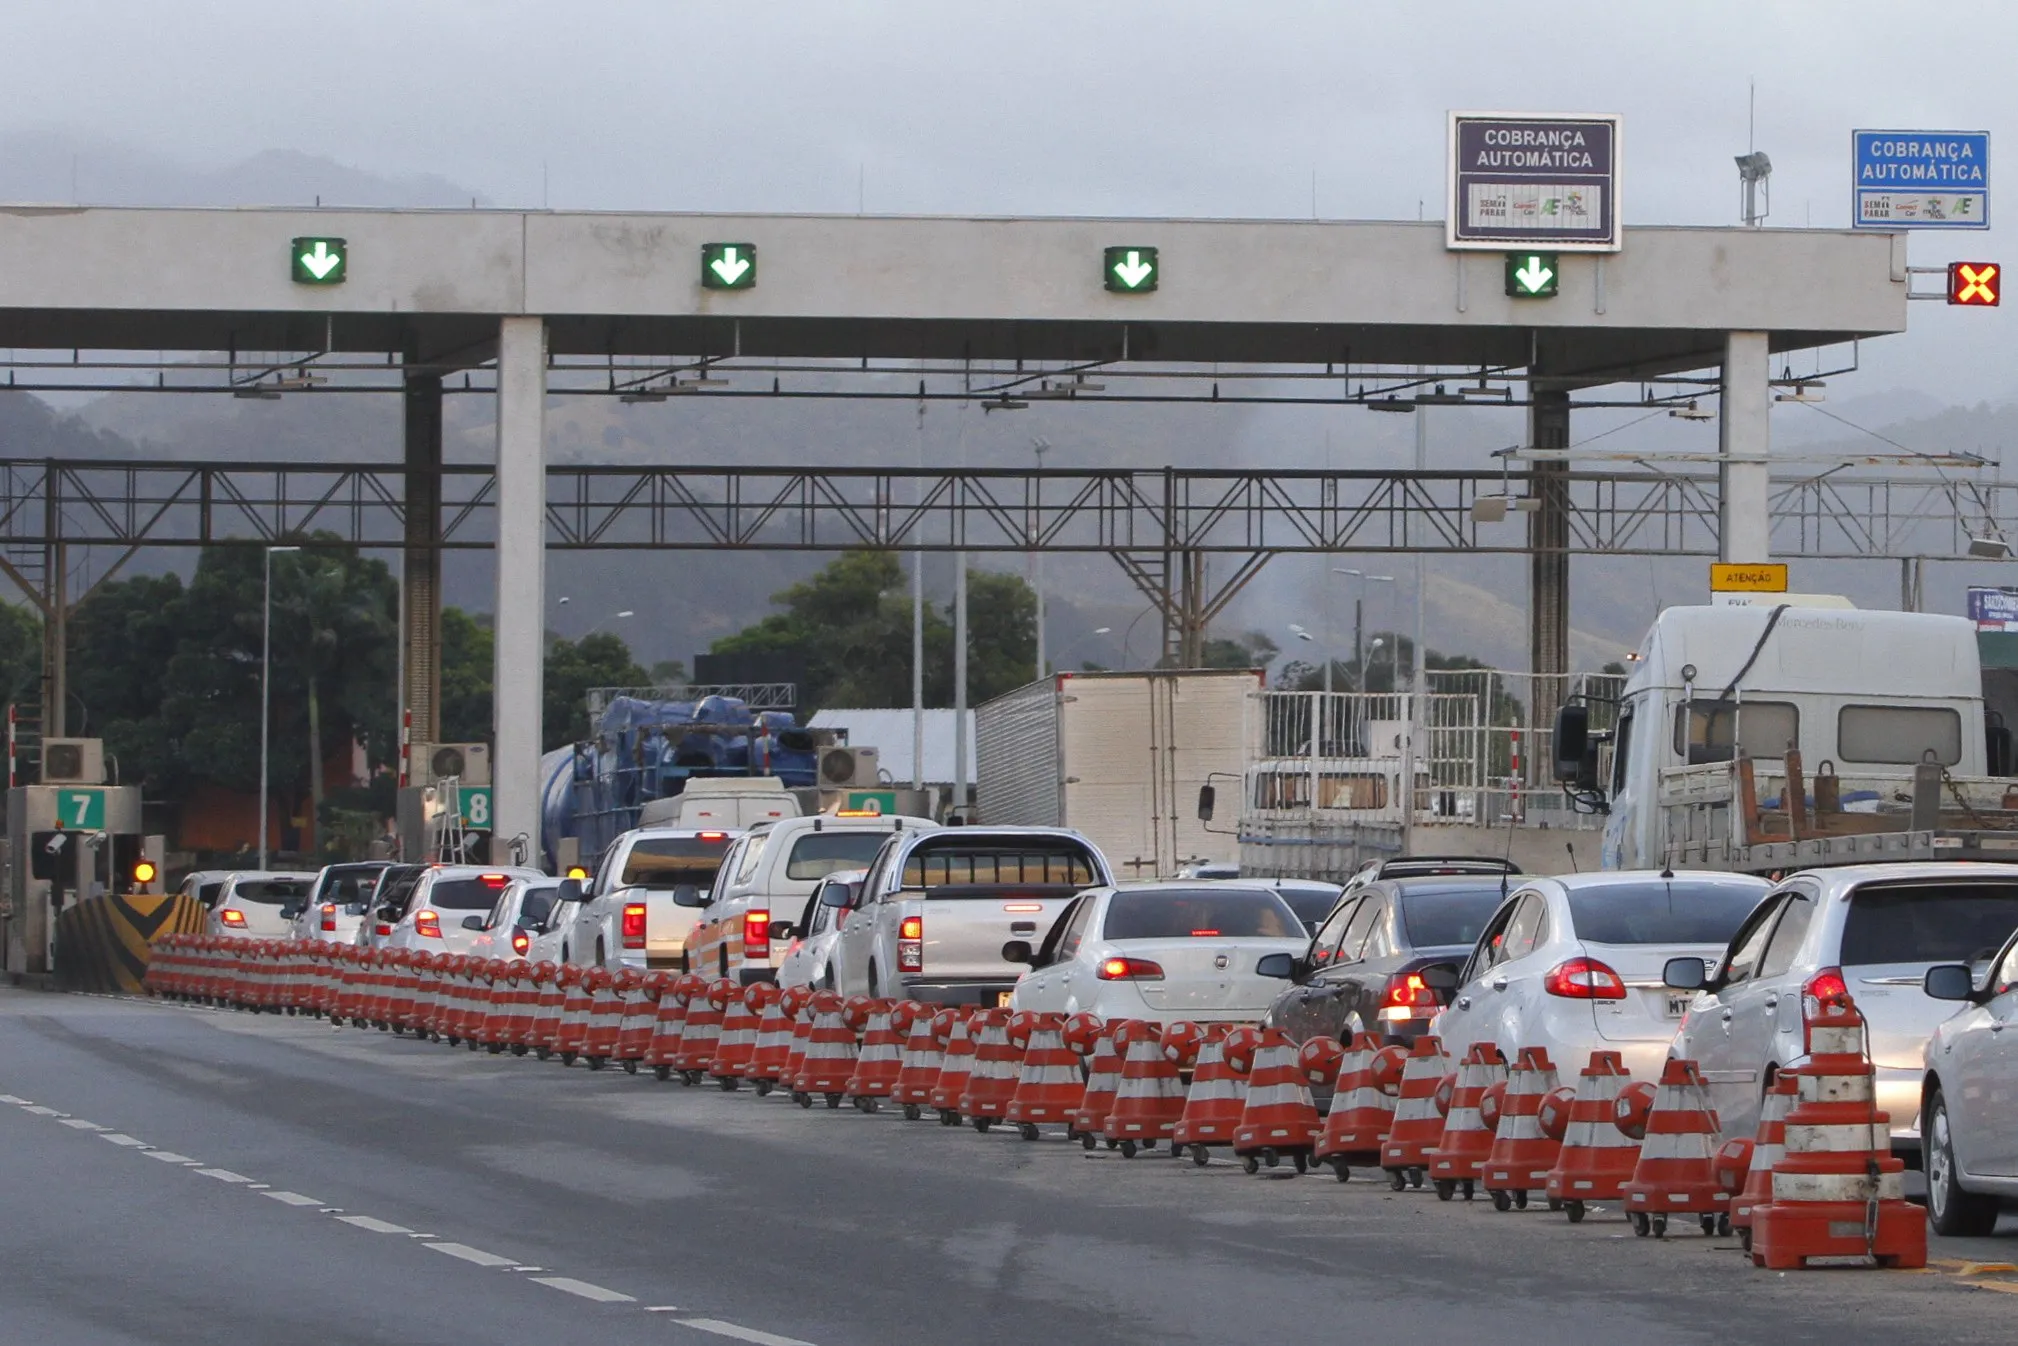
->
[1921,926,2018,1236]
[1005,882,1309,1024]
[1432,870,1770,1083]
[773,870,865,992]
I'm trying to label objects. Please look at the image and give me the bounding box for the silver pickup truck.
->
[830,827,1113,1005]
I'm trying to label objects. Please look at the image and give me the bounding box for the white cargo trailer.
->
[975,669,1261,880]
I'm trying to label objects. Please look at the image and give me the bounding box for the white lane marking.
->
[195,1168,255,1184]
[0,1094,30,1105]
[145,1151,199,1164]
[425,1242,517,1268]
[99,1134,149,1147]
[247,1184,270,1191]
[23,1105,64,1116]
[679,1320,817,1346]
[335,1215,413,1234]
[529,1277,635,1303]
[510,1266,544,1273]
[644,1306,684,1313]
[264,1191,324,1207]
[60,1119,108,1131]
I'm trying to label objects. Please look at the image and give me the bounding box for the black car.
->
[1260,875,1513,1051]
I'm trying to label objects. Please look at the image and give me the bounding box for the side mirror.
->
[1001,940,1034,965]
[461,914,486,932]
[672,884,708,908]
[1416,962,1461,993]
[556,878,583,904]
[1923,963,1978,1002]
[279,903,303,921]
[819,886,852,908]
[1196,784,1217,823]
[1255,952,1296,979]
[1553,704,1590,783]
[770,921,796,942]
[1662,956,1708,991]
[375,904,402,923]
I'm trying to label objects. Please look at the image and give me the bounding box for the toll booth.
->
[4,778,148,975]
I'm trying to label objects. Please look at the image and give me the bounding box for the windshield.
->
[427,877,514,911]
[622,836,733,887]
[1100,889,1302,941]
[1840,882,2018,966]
[317,866,387,913]
[1398,883,1514,948]
[903,841,1099,889]
[230,879,310,905]
[1566,879,1766,945]
[786,832,891,881]
[1271,884,1342,930]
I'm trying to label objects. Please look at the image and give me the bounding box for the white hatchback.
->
[379,866,545,955]
[1433,871,1770,1084]
[208,872,318,937]
[1005,882,1309,1024]
[774,870,866,992]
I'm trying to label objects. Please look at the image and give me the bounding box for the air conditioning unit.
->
[818,745,881,788]
[41,738,106,785]
[418,742,491,786]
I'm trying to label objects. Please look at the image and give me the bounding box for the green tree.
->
[963,569,1039,702]
[67,573,188,791]
[543,631,648,750]
[268,550,398,833]
[439,607,495,743]
[0,599,39,711]
[1200,630,1279,671]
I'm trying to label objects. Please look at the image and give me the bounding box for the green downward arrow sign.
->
[291,236,347,284]
[1505,251,1558,297]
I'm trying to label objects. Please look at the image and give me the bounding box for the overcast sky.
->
[3,0,2012,401]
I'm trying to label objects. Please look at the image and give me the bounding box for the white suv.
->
[378,866,544,955]
[564,828,738,970]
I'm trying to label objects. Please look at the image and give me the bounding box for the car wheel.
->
[1926,1086,2000,1237]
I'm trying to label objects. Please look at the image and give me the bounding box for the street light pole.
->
[259,544,300,870]
[1332,569,1394,690]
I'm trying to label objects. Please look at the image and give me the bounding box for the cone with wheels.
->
[555,963,595,1060]
[1621,1057,1727,1237]
[891,1003,943,1116]
[927,1009,979,1122]
[1481,1046,1562,1210]
[616,971,663,1064]
[1315,1033,1397,1180]
[793,990,860,1106]
[1233,1027,1322,1175]
[708,980,761,1086]
[780,985,818,1092]
[642,974,696,1077]
[1072,1022,1124,1146]
[1380,1035,1451,1189]
[1103,1019,1185,1156]
[1004,1011,1083,1137]
[958,1008,1023,1130]
[671,977,729,1080]
[1749,989,1924,1270]
[1172,1024,1250,1164]
[1429,1043,1508,1201]
[843,999,904,1108]
[1543,1050,1640,1222]
[583,967,625,1064]
[742,983,791,1091]
[1728,1073,1797,1249]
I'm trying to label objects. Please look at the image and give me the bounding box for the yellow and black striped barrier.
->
[54,893,208,993]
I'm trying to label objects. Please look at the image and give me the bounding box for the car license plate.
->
[997,991,1014,1007]
[1664,993,1692,1019]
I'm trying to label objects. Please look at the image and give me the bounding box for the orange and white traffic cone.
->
[671,976,729,1084]
[644,973,700,1080]
[1104,1019,1188,1157]
[615,971,663,1068]
[1481,1046,1562,1211]
[1430,1042,1510,1202]
[555,963,597,1063]
[1725,1073,1796,1253]
[927,1008,979,1125]
[744,982,792,1095]
[1233,1026,1322,1175]
[708,980,762,1088]
[958,1007,1024,1132]
[1380,1035,1451,1190]
[1544,1049,1641,1223]
[1004,1011,1084,1139]
[1621,1057,1727,1238]
[528,961,563,1058]
[1071,1021,1123,1151]
[844,999,906,1111]
[506,962,543,1055]
[784,987,822,1105]
[1174,1024,1251,1166]
[891,1003,944,1120]
[794,990,860,1109]
[582,967,626,1067]
[1315,1033,1397,1182]
[1749,990,1924,1270]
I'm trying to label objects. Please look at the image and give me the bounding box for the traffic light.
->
[1948,261,2000,306]
[109,834,165,895]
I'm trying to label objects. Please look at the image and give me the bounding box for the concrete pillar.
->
[1719,330,1772,563]
[402,369,444,748]
[493,318,547,864]
[1528,388,1572,750]
[42,542,66,740]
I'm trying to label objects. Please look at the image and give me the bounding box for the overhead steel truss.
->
[0,457,2009,664]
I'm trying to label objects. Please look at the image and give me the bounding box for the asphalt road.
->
[1,986,2013,1346]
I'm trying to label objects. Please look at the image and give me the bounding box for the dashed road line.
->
[0,1094,31,1105]
[99,1133,149,1147]
[59,1118,108,1130]
[195,1168,256,1184]
[144,1150,200,1165]
[263,1191,324,1207]
[680,1319,817,1346]
[530,1276,635,1303]
[335,1215,413,1234]
[426,1242,517,1268]
[22,1105,64,1116]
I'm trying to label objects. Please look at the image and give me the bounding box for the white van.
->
[684,813,933,982]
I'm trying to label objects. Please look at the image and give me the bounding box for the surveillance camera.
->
[43,834,67,855]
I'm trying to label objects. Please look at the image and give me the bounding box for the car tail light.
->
[1543,956,1627,1000]
[898,915,924,973]
[1097,956,1164,981]
[479,872,510,887]
[1188,929,1220,937]
[374,923,392,938]
[219,908,246,928]
[621,903,647,950]
[511,930,530,956]
[698,831,728,843]
[319,903,337,933]
[1002,902,1044,913]
[1378,971,1440,1021]
[743,910,771,962]
[1803,966,1849,1014]
[414,910,442,939]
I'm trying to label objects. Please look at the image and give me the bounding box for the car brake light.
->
[743,910,771,961]
[1543,956,1627,1000]
[698,831,728,843]
[511,930,530,956]
[415,910,442,939]
[319,903,337,932]
[479,872,510,887]
[1803,966,1849,1014]
[1378,971,1441,1021]
[1188,929,1220,937]
[374,923,392,937]
[1003,902,1043,913]
[1097,956,1164,981]
[621,902,647,949]
[898,914,924,974]
[220,909,246,928]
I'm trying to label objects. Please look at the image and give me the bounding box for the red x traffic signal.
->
[1949,261,2000,306]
